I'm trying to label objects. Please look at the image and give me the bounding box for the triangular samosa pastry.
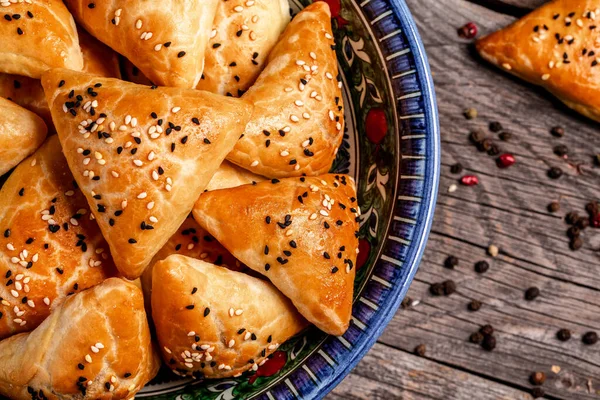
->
[64,0,219,88]
[0,0,83,78]
[0,136,115,340]
[0,97,47,176]
[141,216,246,315]
[193,174,359,335]
[226,2,345,178]
[196,0,290,96]
[476,0,600,122]
[0,29,121,129]
[152,255,307,379]
[42,69,253,279]
[0,278,159,400]
[141,162,262,314]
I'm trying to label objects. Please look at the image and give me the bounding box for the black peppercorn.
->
[450,163,463,174]
[553,144,569,157]
[469,332,484,344]
[482,335,496,351]
[444,255,459,269]
[550,126,565,137]
[525,287,540,301]
[443,280,456,295]
[531,388,545,399]
[548,201,560,213]
[582,331,598,345]
[474,261,489,273]
[429,282,445,296]
[468,300,482,311]
[548,167,563,179]
[480,324,494,336]
[556,328,571,342]
[414,344,427,356]
[566,211,580,225]
[489,121,503,132]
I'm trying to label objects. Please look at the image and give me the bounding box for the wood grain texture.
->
[332,0,600,399]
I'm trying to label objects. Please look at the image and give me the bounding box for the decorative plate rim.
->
[315,0,440,397]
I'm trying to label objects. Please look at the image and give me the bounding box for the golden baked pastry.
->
[226,2,345,178]
[121,58,154,86]
[0,136,115,340]
[0,97,47,176]
[64,0,219,88]
[476,0,600,122]
[193,174,359,335]
[140,216,246,317]
[0,0,83,78]
[42,69,253,279]
[0,75,52,128]
[78,27,121,79]
[152,255,307,378]
[0,29,121,129]
[0,278,159,399]
[205,160,266,192]
[196,0,290,96]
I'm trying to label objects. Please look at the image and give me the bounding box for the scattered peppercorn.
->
[499,131,512,141]
[414,344,427,356]
[582,331,598,345]
[548,167,563,179]
[444,255,459,269]
[524,287,540,301]
[430,282,445,296]
[566,226,580,239]
[469,130,485,145]
[468,300,482,311]
[487,143,501,156]
[457,22,478,39]
[550,126,565,137]
[553,144,569,157]
[478,138,493,153]
[482,334,496,351]
[576,217,589,230]
[463,108,478,120]
[480,324,494,336]
[531,388,545,399]
[570,237,583,251]
[450,163,463,174]
[460,175,479,186]
[556,328,572,342]
[497,153,515,168]
[488,244,499,257]
[474,260,489,273]
[530,371,546,386]
[548,201,560,213]
[443,280,456,295]
[470,332,484,344]
[489,121,503,132]
[565,211,580,225]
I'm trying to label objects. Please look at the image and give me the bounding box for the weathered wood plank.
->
[330,343,532,400]
[339,0,600,398]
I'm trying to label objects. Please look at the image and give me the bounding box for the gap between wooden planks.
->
[332,0,600,399]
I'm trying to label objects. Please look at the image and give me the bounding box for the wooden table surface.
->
[330,0,600,399]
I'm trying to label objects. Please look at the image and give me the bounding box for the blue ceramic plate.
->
[139,0,439,398]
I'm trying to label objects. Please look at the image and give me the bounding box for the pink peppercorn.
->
[458,22,478,39]
[460,175,479,186]
[497,153,516,168]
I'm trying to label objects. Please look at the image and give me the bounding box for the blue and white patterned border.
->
[253,0,440,398]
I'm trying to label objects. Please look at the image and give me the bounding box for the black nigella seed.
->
[177,51,186,58]
[204,307,210,317]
